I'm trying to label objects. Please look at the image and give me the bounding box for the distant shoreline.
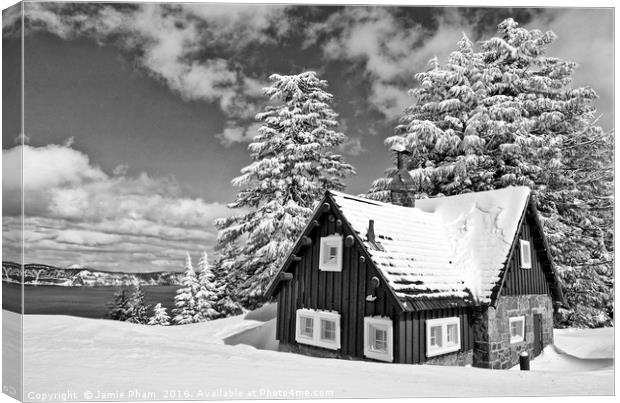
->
[2,282,180,318]
[2,261,182,287]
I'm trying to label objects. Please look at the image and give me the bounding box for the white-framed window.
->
[509,316,525,343]
[426,317,461,357]
[299,315,314,339]
[319,235,343,271]
[295,309,341,350]
[364,316,394,362]
[520,240,532,269]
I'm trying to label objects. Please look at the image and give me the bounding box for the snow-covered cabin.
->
[265,186,564,369]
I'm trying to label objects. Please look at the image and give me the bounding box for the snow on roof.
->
[329,187,531,304]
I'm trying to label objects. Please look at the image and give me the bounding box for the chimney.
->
[366,219,385,251]
[389,145,416,207]
[367,219,376,243]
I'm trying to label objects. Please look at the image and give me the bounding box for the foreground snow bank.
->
[511,327,614,373]
[7,308,613,400]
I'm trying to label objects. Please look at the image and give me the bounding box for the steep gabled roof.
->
[266,186,563,310]
[330,187,531,305]
[329,191,471,302]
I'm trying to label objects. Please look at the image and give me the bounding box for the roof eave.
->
[263,191,331,299]
[325,192,409,313]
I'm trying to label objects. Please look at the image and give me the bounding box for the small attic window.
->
[520,240,532,269]
[319,235,342,272]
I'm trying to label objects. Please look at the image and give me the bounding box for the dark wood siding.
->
[275,207,401,359]
[501,212,551,297]
[396,308,474,364]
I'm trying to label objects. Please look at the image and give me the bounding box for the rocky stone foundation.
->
[279,342,350,360]
[473,294,554,369]
[425,350,473,366]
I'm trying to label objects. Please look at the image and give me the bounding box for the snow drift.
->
[5,304,612,401]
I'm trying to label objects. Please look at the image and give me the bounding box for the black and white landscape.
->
[1,2,614,400]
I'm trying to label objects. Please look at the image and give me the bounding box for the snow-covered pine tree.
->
[215,295,244,317]
[126,284,151,324]
[368,19,613,327]
[148,303,171,326]
[544,126,614,327]
[105,288,131,321]
[368,34,490,200]
[172,252,200,325]
[215,71,355,307]
[194,251,220,321]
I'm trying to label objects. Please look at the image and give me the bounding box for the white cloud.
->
[311,8,612,128]
[55,230,123,246]
[310,7,475,120]
[526,9,613,131]
[216,122,262,147]
[13,133,30,145]
[2,143,233,272]
[2,3,21,32]
[21,3,283,144]
[338,136,368,157]
[368,82,414,121]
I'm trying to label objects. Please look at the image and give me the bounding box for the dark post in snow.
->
[519,351,530,371]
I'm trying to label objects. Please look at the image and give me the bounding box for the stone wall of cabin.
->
[425,350,473,366]
[473,294,554,369]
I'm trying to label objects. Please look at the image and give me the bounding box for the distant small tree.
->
[148,303,171,326]
[215,294,244,317]
[172,252,200,325]
[194,251,220,321]
[126,284,151,324]
[105,288,131,321]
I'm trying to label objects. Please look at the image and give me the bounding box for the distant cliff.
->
[2,261,182,287]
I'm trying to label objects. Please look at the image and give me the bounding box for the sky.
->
[1,2,614,272]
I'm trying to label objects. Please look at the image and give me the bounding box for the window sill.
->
[510,337,525,344]
[296,337,340,351]
[319,264,341,272]
[426,344,460,358]
[365,349,393,362]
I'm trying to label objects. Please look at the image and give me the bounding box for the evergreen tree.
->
[125,284,151,324]
[214,71,355,306]
[369,19,613,327]
[172,252,200,324]
[105,288,131,321]
[215,294,244,317]
[545,127,613,327]
[194,251,220,321]
[148,303,171,326]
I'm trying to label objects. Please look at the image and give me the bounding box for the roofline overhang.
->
[265,191,409,313]
[264,191,331,299]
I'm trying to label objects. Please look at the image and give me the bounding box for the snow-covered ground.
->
[4,305,614,401]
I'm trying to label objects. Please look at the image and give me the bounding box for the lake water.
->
[2,282,180,318]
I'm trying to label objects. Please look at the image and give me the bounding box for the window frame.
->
[509,316,526,344]
[319,235,343,272]
[363,316,394,362]
[299,315,314,339]
[519,239,532,269]
[426,317,461,357]
[295,309,341,350]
